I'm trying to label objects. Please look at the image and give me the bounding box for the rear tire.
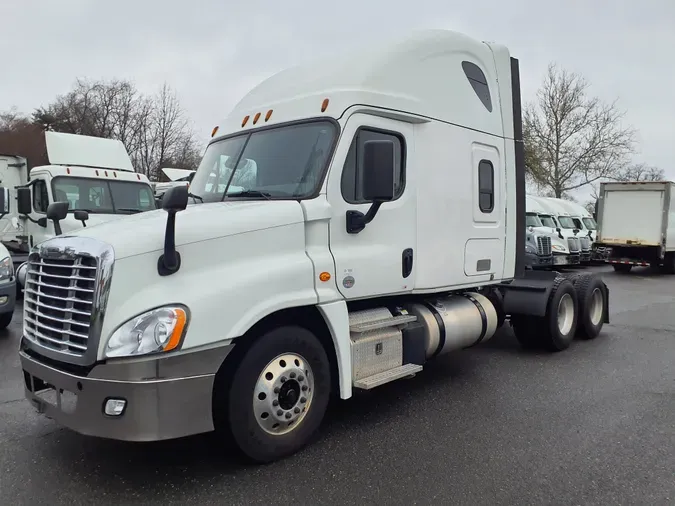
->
[214,325,331,464]
[511,277,578,352]
[0,311,12,330]
[663,253,675,274]
[569,273,606,340]
[612,264,632,273]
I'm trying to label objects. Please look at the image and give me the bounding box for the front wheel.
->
[216,325,331,463]
[0,311,13,330]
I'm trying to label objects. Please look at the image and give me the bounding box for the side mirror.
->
[73,209,89,227]
[158,185,188,276]
[0,187,9,215]
[17,187,31,215]
[162,185,188,212]
[346,140,396,234]
[361,140,396,202]
[47,201,69,236]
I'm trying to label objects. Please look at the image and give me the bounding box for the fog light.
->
[0,296,7,305]
[104,398,127,416]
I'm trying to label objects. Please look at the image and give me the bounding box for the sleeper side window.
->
[478,159,494,213]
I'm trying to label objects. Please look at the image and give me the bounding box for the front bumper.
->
[0,279,17,315]
[525,252,553,269]
[20,342,234,441]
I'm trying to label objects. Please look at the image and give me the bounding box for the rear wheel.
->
[570,273,607,339]
[511,277,578,352]
[612,264,632,273]
[214,325,331,464]
[663,253,675,274]
[0,311,12,330]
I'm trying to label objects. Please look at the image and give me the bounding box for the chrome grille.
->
[580,236,591,251]
[536,236,552,256]
[567,237,580,253]
[23,255,98,356]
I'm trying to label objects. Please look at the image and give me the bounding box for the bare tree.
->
[31,79,202,179]
[524,63,637,198]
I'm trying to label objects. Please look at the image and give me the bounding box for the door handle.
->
[402,248,413,278]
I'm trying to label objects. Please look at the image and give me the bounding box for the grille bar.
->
[536,236,552,256]
[23,254,98,357]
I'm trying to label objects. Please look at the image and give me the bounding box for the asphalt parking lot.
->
[1,265,674,505]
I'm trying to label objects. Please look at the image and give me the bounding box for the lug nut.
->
[280,376,287,383]
[298,375,304,381]
[285,412,292,419]
[302,385,308,391]
[277,410,283,416]
[272,400,279,407]
[294,407,300,413]
[290,372,296,379]
[300,397,306,403]
[274,387,280,394]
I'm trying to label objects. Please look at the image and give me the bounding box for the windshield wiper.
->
[116,208,143,214]
[188,192,203,203]
[226,190,272,200]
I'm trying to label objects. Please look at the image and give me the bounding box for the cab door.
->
[326,113,416,299]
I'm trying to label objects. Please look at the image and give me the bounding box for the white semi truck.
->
[525,195,577,266]
[594,181,675,272]
[0,188,17,329]
[0,132,157,292]
[18,30,610,463]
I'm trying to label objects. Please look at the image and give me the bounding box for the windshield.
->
[540,215,556,228]
[582,217,597,230]
[526,213,543,227]
[51,177,156,214]
[189,121,338,203]
[558,216,576,229]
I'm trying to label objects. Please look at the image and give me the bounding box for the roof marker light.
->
[242,115,250,127]
[265,109,273,122]
[253,112,261,124]
[211,126,219,137]
[321,98,329,112]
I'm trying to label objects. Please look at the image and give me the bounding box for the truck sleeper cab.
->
[19,30,610,464]
[0,132,157,292]
[525,195,575,266]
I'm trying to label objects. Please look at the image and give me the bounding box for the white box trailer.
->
[595,181,675,272]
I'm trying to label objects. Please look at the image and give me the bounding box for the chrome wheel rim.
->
[557,293,575,336]
[589,288,603,326]
[253,353,314,435]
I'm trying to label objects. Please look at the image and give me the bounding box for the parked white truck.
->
[0,132,157,292]
[525,195,578,266]
[0,188,16,329]
[595,181,675,272]
[18,30,610,463]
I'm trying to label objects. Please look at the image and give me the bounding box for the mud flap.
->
[499,270,558,318]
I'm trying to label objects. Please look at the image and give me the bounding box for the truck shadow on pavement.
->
[30,326,564,498]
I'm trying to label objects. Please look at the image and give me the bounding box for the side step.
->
[349,314,418,333]
[353,363,423,390]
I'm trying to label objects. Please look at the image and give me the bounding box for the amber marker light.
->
[319,272,331,282]
[321,98,329,112]
[163,307,188,352]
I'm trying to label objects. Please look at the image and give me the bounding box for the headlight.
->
[525,243,537,254]
[0,256,13,282]
[552,244,567,252]
[105,306,188,358]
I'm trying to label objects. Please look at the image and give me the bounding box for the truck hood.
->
[59,213,130,235]
[67,201,306,259]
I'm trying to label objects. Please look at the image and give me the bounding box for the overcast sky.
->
[2,0,674,201]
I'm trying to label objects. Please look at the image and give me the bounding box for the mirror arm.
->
[52,220,62,236]
[346,201,382,234]
[157,210,181,276]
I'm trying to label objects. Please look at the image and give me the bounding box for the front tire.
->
[0,311,13,330]
[217,325,331,464]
